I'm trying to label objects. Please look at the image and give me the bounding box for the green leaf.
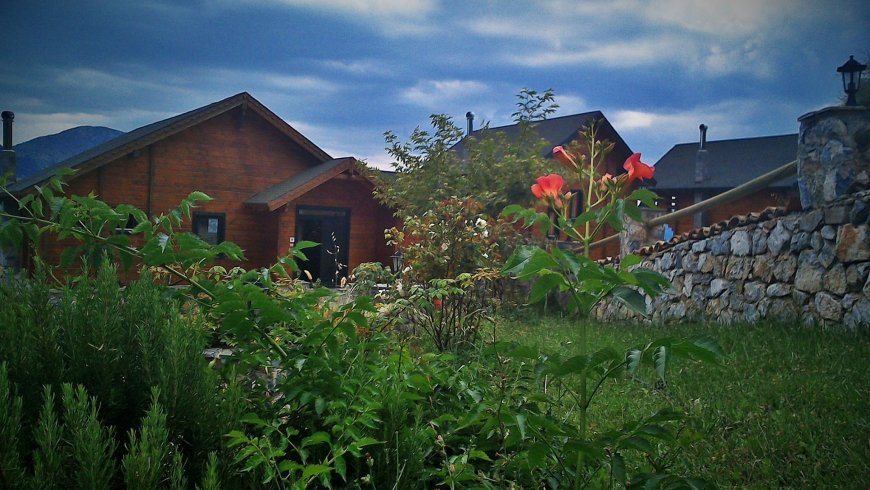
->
[525,442,550,468]
[620,255,642,269]
[500,204,525,218]
[301,432,331,448]
[515,413,527,440]
[612,452,626,487]
[301,464,331,480]
[186,191,214,203]
[628,188,660,209]
[333,454,346,481]
[502,246,559,279]
[551,354,588,378]
[529,272,567,304]
[626,349,642,376]
[612,286,648,316]
[653,345,669,381]
[622,435,654,453]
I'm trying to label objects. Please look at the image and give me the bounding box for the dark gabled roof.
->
[449,111,633,162]
[244,157,367,211]
[652,133,798,191]
[10,92,332,193]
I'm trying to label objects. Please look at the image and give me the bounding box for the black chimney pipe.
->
[2,111,13,150]
[465,111,474,136]
[695,124,708,184]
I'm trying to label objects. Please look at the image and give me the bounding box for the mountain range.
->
[13,126,125,179]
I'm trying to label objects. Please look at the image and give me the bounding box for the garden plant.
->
[0,115,723,488]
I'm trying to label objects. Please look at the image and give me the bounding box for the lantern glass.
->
[837,55,867,106]
[390,251,403,274]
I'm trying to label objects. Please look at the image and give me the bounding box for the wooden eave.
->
[244,158,375,212]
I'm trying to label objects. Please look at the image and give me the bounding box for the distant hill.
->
[13,126,124,178]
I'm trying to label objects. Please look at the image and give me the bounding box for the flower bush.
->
[500,119,722,485]
[384,197,521,350]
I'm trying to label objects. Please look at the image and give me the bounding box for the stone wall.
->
[594,190,870,328]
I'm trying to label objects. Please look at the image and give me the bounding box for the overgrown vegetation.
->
[0,263,244,488]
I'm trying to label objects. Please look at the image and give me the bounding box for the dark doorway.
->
[295,206,350,287]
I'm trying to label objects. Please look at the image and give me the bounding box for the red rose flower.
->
[531,174,565,207]
[623,153,654,183]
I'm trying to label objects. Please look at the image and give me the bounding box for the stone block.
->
[846,263,870,291]
[772,255,797,282]
[850,199,868,225]
[752,228,768,255]
[824,263,847,295]
[836,224,870,263]
[766,283,792,297]
[730,230,751,256]
[709,234,730,256]
[726,257,751,280]
[814,292,843,321]
[799,209,824,231]
[767,222,791,256]
[794,261,825,293]
[824,205,850,225]
[842,296,870,329]
[698,253,714,273]
[744,281,765,302]
[792,289,810,304]
[709,278,730,298]
[790,231,811,253]
[818,242,837,268]
[743,303,760,323]
[810,232,824,251]
[712,256,726,276]
[820,225,836,240]
[691,240,707,254]
[683,252,699,273]
[752,256,773,282]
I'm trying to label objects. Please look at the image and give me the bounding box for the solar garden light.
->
[837,55,867,107]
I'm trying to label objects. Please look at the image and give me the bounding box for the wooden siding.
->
[659,188,796,236]
[276,177,395,273]
[34,106,392,274]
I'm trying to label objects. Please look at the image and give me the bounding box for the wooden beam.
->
[646,160,796,228]
[585,159,797,251]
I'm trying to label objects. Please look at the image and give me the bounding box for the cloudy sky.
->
[1,0,868,169]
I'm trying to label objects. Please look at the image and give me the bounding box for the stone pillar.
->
[797,106,870,208]
[620,208,666,257]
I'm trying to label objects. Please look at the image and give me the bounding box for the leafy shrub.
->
[387,197,516,284]
[348,261,394,297]
[0,261,246,486]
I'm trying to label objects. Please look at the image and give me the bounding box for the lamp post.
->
[837,55,867,107]
[390,250,403,274]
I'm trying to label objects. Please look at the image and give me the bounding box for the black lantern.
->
[390,250,403,274]
[837,55,867,107]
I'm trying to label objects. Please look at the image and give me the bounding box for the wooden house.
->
[3,93,395,285]
[652,127,798,235]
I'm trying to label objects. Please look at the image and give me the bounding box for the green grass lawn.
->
[494,312,870,488]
